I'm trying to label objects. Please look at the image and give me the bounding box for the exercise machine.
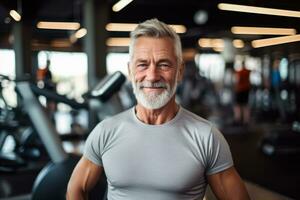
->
[0,74,44,172]
[15,71,125,200]
[260,58,300,156]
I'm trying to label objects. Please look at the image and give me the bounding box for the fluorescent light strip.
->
[218,3,300,18]
[75,28,87,38]
[106,23,137,32]
[106,23,186,33]
[10,10,21,21]
[231,26,296,35]
[170,25,187,34]
[37,21,80,30]
[252,34,300,48]
[198,38,211,48]
[106,37,131,47]
[232,39,244,48]
[198,38,224,48]
[112,0,133,12]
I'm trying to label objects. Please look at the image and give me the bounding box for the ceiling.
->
[0,0,300,53]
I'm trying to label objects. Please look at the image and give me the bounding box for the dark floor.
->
[0,159,47,198]
[221,123,300,200]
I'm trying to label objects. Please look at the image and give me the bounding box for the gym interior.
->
[0,0,300,199]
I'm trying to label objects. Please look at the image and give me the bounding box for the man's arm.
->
[66,157,103,200]
[207,166,250,200]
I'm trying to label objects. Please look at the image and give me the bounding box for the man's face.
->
[128,36,183,109]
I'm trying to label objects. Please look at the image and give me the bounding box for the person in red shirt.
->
[36,59,57,122]
[234,61,251,125]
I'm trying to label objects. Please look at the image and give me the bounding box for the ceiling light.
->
[170,25,187,34]
[198,38,224,48]
[75,28,87,38]
[211,39,224,48]
[252,34,300,48]
[106,23,186,33]
[9,10,21,21]
[232,39,244,48]
[198,38,211,48]
[112,0,133,12]
[69,28,87,43]
[218,3,300,18]
[106,37,131,47]
[231,26,296,35]
[106,23,137,32]
[37,21,80,30]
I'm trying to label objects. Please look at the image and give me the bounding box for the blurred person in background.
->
[36,59,57,122]
[270,59,285,121]
[233,61,251,125]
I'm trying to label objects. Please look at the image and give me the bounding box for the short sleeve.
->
[205,126,234,175]
[83,123,104,166]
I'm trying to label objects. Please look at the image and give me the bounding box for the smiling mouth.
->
[141,87,166,93]
[138,81,168,90]
[141,86,165,89]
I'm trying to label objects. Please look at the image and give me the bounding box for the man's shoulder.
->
[177,107,218,141]
[180,107,210,123]
[180,107,213,130]
[99,107,133,127]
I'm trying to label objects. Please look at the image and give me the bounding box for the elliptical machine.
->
[15,71,125,200]
[0,74,44,172]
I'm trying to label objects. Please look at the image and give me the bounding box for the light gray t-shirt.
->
[84,107,233,200]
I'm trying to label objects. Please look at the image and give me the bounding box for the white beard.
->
[132,79,177,110]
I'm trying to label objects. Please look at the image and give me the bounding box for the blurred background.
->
[0,0,300,199]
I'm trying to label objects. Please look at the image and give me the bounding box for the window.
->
[195,53,225,82]
[106,53,129,76]
[38,51,88,102]
[0,49,17,107]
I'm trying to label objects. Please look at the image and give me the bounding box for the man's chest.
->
[101,134,206,192]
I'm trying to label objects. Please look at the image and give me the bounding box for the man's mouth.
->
[140,87,165,93]
[139,82,167,89]
[140,86,165,89]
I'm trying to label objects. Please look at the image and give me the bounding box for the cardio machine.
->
[0,74,44,172]
[15,71,125,200]
[259,59,300,156]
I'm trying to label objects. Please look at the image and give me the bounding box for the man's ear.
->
[177,62,185,82]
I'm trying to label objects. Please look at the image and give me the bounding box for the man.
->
[233,61,251,125]
[67,18,250,200]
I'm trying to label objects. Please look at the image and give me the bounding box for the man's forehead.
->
[132,37,176,60]
[133,47,171,56]
[133,36,173,47]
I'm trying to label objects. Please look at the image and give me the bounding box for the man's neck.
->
[135,97,179,125]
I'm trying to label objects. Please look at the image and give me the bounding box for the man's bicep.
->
[206,126,234,175]
[207,166,250,200]
[68,156,103,193]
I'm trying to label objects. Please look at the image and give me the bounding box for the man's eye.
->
[159,63,170,68]
[136,64,147,71]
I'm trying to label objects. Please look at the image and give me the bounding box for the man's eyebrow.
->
[135,59,148,63]
[157,59,172,64]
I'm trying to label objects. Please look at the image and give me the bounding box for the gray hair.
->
[129,18,183,65]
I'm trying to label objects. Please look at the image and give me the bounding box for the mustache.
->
[137,81,168,89]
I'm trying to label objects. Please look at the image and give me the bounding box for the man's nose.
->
[145,65,160,82]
